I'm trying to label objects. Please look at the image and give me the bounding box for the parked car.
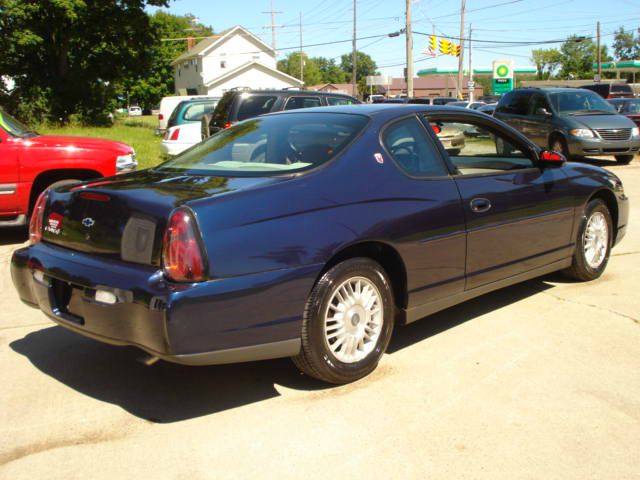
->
[407,97,458,106]
[479,95,501,104]
[607,98,640,126]
[477,103,497,115]
[449,101,486,110]
[0,107,136,227]
[384,98,410,104]
[157,94,211,135]
[203,89,359,137]
[581,83,634,99]
[128,106,142,117]
[494,87,640,164]
[11,105,628,384]
[368,94,386,103]
[161,98,219,157]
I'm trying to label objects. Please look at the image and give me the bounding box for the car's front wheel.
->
[563,198,613,281]
[293,258,395,384]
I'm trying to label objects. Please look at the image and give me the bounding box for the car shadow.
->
[10,277,556,423]
[578,156,624,168]
[0,227,27,246]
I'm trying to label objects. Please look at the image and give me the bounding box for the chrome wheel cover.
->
[584,211,609,269]
[323,276,383,364]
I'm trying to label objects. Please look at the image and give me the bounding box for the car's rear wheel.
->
[563,199,613,281]
[615,154,634,165]
[292,258,394,384]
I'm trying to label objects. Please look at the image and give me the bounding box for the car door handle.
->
[470,197,492,213]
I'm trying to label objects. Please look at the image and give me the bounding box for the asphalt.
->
[1,158,639,479]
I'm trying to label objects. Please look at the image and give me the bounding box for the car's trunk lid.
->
[42,170,282,265]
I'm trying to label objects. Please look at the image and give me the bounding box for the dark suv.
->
[494,87,640,164]
[204,89,359,137]
[581,83,634,99]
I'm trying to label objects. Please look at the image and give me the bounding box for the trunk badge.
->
[82,217,95,228]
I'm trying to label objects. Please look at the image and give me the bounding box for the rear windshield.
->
[611,84,633,93]
[549,91,616,114]
[156,112,368,176]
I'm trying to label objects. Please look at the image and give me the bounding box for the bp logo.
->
[496,65,509,77]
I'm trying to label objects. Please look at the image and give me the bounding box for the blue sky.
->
[150,0,640,77]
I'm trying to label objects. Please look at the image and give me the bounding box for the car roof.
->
[514,87,594,94]
[266,104,476,117]
[226,89,356,98]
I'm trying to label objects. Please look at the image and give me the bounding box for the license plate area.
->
[49,278,85,325]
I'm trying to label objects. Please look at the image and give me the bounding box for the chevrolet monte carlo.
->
[11,105,629,384]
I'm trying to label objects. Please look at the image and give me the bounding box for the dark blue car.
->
[11,105,629,384]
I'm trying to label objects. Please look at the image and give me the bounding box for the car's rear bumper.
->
[11,242,319,365]
[160,141,192,157]
[567,136,640,157]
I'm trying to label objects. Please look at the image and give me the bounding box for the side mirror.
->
[535,107,552,117]
[539,150,566,167]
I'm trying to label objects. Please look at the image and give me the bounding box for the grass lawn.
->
[38,115,164,170]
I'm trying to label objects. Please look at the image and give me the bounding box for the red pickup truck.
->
[0,107,137,227]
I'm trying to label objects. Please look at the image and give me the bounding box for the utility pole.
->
[299,12,304,83]
[352,0,357,98]
[262,0,282,52]
[406,0,413,98]
[596,21,601,82]
[457,0,466,99]
[468,24,473,102]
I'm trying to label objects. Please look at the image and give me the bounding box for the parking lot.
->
[1,158,639,479]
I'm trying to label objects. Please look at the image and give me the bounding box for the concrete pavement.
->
[1,159,639,479]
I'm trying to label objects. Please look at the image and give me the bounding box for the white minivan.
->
[157,95,210,135]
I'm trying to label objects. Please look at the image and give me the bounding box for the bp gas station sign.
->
[492,60,514,95]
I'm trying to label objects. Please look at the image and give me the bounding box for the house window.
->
[220,61,227,69]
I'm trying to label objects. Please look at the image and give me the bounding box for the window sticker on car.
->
[374,152,384,164]
[45,213,63,235]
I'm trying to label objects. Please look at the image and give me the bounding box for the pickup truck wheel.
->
[563,199,612,281]
[292,258,394,384]
[28,179,81,218]
[615,154,634,165]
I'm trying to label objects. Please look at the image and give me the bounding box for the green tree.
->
[277,52,324,86]
[339,51,379,96]
[531,48,561,79]
[124,11,213,111]
[559,35,610,79]
[315,57,347,84]
[613,27,636,61]
[0,0,168,124]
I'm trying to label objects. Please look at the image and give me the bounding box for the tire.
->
[28,178,81,218]
[292,258,395,384]
[201,114,211,140]
[615,154,634,165]
[563,198,613,281]
[550,135,569,159]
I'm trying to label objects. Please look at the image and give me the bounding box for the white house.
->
[172,25,303,96]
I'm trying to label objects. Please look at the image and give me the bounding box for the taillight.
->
[162,208,206,282]
[223,122,235,129]
[169,127,180,141]
[159,113,164,120]
[29,189,49,244]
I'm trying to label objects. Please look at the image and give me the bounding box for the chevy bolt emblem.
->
[82,217,95,228]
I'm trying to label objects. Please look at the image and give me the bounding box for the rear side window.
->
[237,95,278,120]
[184,102,217,121]
[327,97,354,106]
[284,96,322,110]
[496,91,530,115]
[383,118,448,178]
